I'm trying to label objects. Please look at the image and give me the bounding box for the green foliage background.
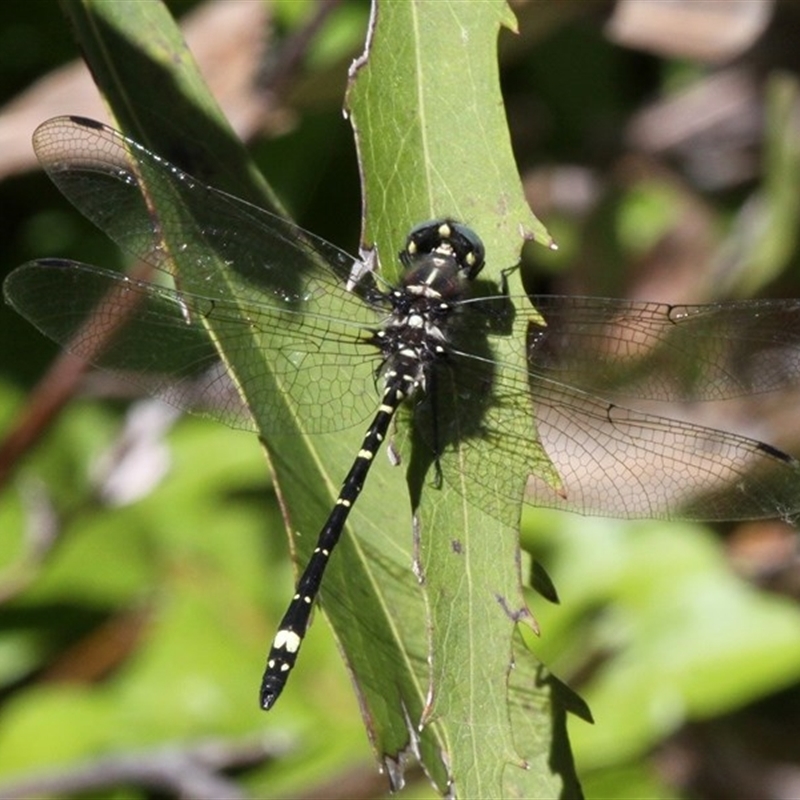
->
[1,1,800,798]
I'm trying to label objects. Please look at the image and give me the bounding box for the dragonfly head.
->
[401,219,485,281]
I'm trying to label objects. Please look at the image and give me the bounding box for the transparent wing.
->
[4,116,391,435]
[526,294,800,401]
[11,115,800,520]
[440,295,800,522]
[523,382,800,521]
[4,259,383,435]
[31,116,374,303]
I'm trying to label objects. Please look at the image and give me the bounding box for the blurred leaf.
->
[0,687,114,772]
[523,510,800,771]
[717,71,800,297]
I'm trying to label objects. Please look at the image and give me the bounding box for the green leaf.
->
[347,2,573,797]
[346,0,553,276]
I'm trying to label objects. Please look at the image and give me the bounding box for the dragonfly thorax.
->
[373,220,486,399]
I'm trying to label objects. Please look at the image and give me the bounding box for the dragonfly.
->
[5,115,800,708]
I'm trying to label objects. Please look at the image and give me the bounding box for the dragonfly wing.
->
[526,380,800,520]
[8,116,391,435]
[32,116,382,310]
[527,295,800,402]
[4,260,383,435]
[440,296,800,522]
